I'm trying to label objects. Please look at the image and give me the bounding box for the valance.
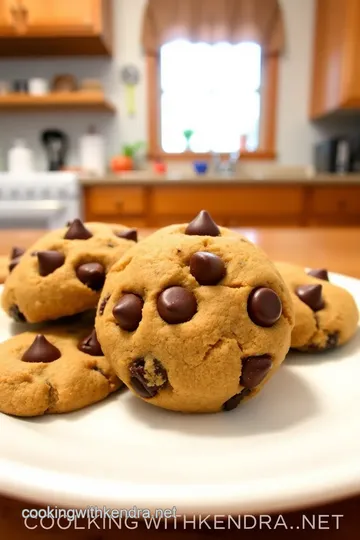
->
[142,0,285,56]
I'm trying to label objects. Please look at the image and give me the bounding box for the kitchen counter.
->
[80,171,360,186]
[1,227,360,539]
[1,227,360,278]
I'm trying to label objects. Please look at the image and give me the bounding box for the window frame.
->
[146,48,279,161]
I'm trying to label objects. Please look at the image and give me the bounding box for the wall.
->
[0,0,320,170]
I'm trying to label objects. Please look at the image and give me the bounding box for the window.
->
[143,0,283,160]
[160,40,261,154]
[147,41,278,160]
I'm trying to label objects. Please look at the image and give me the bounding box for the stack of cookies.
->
[0,220,137,416]
[0,212,358,417]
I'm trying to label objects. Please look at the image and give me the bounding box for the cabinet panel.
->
[85,187,146,217]
[0,0,112,56]
[310,0,360,117]
[152,186,303,218]
[0,0,14,34]
[23,0,99,34]
[311,187,360,217]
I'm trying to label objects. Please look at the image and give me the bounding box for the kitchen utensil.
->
[7,139,34,173]
[80,79,103,92]
[29,78,49,96]
[193,161,208,175]
[79,126,105,176]
[12,80,28,93]
[0,81,9,95]
[51,75,77,92]
[41,130,68,171]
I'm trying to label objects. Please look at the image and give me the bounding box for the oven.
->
[0,172,81,229]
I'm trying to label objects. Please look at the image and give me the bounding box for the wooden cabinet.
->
[83,183,360,228]
[0,0,112,56]
[310,0,360,118]
[309,186,360,225]
[20,0,101,35]
[85,187,147,224]
[152,186,304,226]
[0,1,13,35]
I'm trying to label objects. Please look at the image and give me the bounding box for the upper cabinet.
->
[0,0,112,56]
[310,0,360,119]
[0,0,13,34]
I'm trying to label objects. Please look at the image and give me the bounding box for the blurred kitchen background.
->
[0,0,360,230]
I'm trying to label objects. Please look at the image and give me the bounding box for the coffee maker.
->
[41,129,69,171]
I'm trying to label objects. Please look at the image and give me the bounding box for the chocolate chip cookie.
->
[0,324,122,417]
[1,221,137,323]
[96,211,294,413]
[276,262,359,352]
[0,256,8,284]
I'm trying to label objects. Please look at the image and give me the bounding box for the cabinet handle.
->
[115,201,124,211]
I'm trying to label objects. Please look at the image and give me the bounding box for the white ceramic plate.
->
[0,274,360,515]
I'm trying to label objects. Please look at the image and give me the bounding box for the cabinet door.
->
[0,0,15,34]
[23,0,101,35]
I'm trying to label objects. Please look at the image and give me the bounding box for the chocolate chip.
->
[10,246,25,260]
[98,294,110,315]
[240,355,272,388]
[326,332,339,349]
[113,294,144,331]
[248,287,282,327]
[64,219,92,240]
[37,251,65,277]
[8,256,21,273]
[76,262,105,291]
[21,335,61,363]
[307,268,329,281]
[189,251,226,285]
[115,228,138,242]
[157,286,197,324]
[223,388,251,411]
[78,329,103,356]
[296,284,324,311]
[185,210,220,236]
[305,332,339,352]
[129,358,167,398]
[9,304,26,322]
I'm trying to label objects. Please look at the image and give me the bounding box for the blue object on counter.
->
[193,161,208,175]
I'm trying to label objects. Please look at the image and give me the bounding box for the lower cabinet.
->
[83,184,360,227]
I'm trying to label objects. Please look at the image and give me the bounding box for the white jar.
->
[29,78,48,96]
[8,139,34,173]
[79,126,105,176]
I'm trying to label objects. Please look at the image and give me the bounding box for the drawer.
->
[311,187,360,216]
[85,215,147,228]
[85,186,145,216]
[152,186,303,217]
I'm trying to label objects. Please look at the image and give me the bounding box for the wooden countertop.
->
[80,171,360,186]
[1,227,360,278]
[1,227,360,539]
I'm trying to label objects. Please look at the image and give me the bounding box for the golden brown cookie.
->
[276,262,359,351]
[1,220,137,323]
[0,324,122,417]
[0,256,8,284]
[96,211,294,414]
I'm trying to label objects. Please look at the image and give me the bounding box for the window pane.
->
[160,40,261,153]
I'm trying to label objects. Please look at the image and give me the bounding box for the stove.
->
[0,172,81,229]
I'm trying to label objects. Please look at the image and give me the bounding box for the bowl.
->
[193,161,208,175]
